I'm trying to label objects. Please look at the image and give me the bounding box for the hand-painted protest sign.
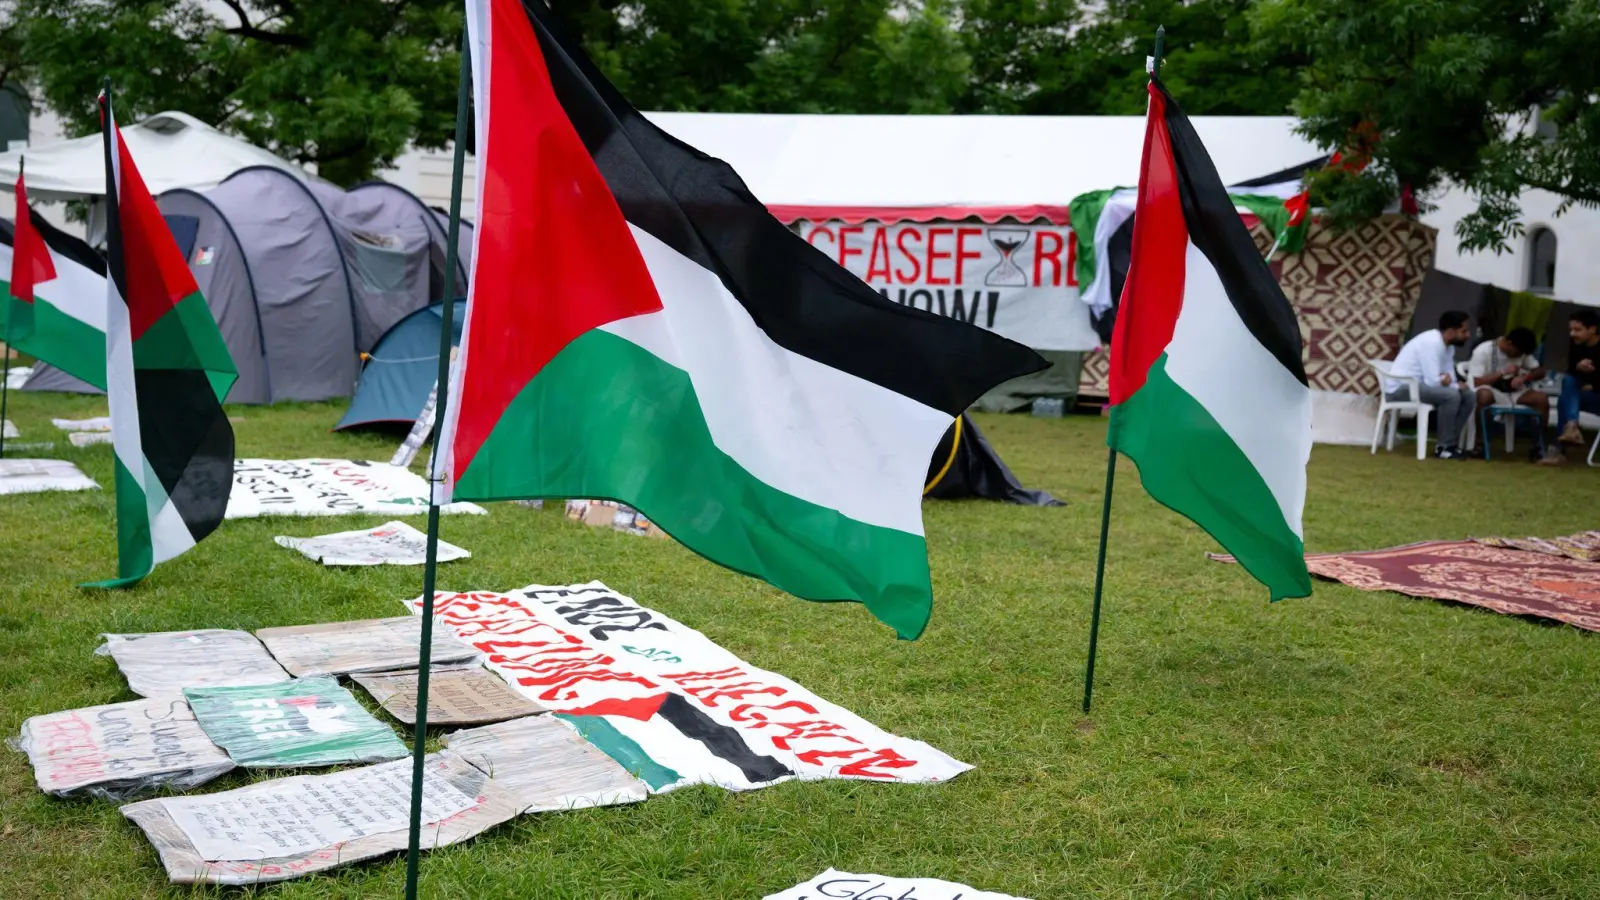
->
[185,677,408,768]
[351,666,545,726]
[15,698,234,800]
[405,583,972,793]
[763,869,1033,900]
[274,520,470,567]
[0,458,98,495]
[442,715,648,813]
[256,616,478,677]
[390,380,440,468]
[797,220,1099,352]
[226,459,485,519]
[98,630,291,698]
[126,753,500,879]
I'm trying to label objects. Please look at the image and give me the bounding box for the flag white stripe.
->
[600,223,950,538]
[1163,240,1311,537]
[0,243,108,331]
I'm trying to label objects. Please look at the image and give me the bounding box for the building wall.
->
[1423,187,1600,309]
[382,146,477,214]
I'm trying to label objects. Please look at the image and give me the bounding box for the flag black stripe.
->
[0,210,107,276]
[1156,80,1308,386]
[518,1,1044,416]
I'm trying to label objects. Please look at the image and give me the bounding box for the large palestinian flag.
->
[439,0,1045,639]
[1107,79,1312,601]
[92,90,237,588]
[1,190,108,389]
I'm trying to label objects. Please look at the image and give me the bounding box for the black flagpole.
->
[1082,25,1163,715]
[402,26,471,900]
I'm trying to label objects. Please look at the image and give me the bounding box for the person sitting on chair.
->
[1467,327,1550,461]
[1543,308,1600,465]
[1386,310,1475,460]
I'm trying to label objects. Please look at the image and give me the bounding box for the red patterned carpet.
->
[1214,538,1600,632]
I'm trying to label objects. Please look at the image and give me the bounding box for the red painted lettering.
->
[1033,231,1064,287]
[955,227,984,283]
[728,699,823,723]
[925,227,953,285]
[895,228,922,283]
[835,747,920,779]
[806,225,834,251]
[865,227,893,283]
[838,225,864,269]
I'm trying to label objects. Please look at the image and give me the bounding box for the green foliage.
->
[18,0,462,186]
[1253,0,1600,252]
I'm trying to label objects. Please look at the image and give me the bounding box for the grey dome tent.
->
[23,169,471,404]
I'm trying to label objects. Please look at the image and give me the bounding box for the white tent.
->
[0,111,306,202]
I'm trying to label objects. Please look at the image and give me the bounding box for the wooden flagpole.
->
[1082,25,1163,715]
[402,26,471,900]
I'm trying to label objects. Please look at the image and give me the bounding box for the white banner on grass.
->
[227,459,484,518]
[274,520,470,566]
[405,582,972,793]
[797,220,1098,351]
[390,381,440,468]
[51,416,112,432]
[0,458,98,495]
[764,869,1033,900]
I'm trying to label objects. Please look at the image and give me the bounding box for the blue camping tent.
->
[335,300,464,430]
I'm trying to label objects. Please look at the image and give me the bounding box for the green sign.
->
[185,677,408,768]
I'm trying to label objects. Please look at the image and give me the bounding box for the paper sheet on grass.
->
[406,582,972,793]
[2,419,16,439]
[227,459,484,518]
[0,458,98,495]
[51,416,112,432]
[256,616,478,677]
[4,365,31,389]
[68,430,113,447]
[273,520,469,566]
[98,630,290,698]
[442,714,648,813]
[351,666,544,725]
[122,752,518,883]
[763,869,1033,900]
[14,698,234,800]
[185,677,409,767]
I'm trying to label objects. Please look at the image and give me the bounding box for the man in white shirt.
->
[1386,310,1474,459]
[1467,327,1551,461]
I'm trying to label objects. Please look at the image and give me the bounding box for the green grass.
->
[1,391,1596,899]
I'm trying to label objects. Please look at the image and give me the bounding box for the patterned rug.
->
[1472,531,1600,563]
[1212,540,1600,632]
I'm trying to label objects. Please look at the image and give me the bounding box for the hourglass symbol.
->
[984,228,1030,286]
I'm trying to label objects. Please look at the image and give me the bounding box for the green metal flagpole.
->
[403,26,471,900]
[1083,25,1164,715]
[0,157,16,461]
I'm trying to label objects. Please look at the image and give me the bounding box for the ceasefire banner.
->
[796,220,1100,352]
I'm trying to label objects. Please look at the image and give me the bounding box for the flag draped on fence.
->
[438,0,1045,639]
[1106,78,1313,601]
[1,184,107,388]
[92,88,237,588]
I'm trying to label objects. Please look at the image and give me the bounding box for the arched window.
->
[1528,227,1558,294]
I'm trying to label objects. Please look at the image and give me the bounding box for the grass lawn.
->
[0,390,1596,899]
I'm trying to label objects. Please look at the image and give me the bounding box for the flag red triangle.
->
[10,174,57,302]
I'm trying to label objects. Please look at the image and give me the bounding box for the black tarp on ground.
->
[924,414,1061,506]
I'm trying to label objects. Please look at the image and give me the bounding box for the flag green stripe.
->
[132,291,237,401]
[1109,353,1310,600]
[1229,193,1292,242]
[555,713,681,790]
[1068,187,1123,291]
[455,328,935,639]
[0,292,108,389]
[82,455,154,589]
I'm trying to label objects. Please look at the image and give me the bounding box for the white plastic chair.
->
[1369,359,1431,459]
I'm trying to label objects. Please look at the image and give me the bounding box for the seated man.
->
[1544,308,1600,464]
[1467,327,1550,461]
[1386,310,1475,459]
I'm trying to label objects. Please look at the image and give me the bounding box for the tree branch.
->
[220,0,309,47]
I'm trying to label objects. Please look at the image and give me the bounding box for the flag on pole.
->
[1,186,107,387]
[1106,77,1312,600]
[91,87,237,588]
[438,0,1045,639]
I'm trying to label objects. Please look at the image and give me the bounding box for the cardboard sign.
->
[256,616,478,677]
[185,677,409,768]
[274,520,470,566]
[226,459,485,519]
[16,698,234,800]
[98,630,291,698]
[405,583,972,793]
[68,431,114,447]
[140,753,481,865]
[0,458,99,495]
[797,220,1098,351]
[50,416,112,432]
[565,499,668,539]
[351,666,545,726]
[442,715,649,813]
[764,869,1033,900]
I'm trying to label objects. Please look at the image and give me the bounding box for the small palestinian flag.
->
[1107,78,1312,600]
[1,175,107,387]
[439,0,1045,639]
[91,87,237,588]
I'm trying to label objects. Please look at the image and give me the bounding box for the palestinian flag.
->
[1107,79,1312,601]
[91,89,237,588]
[439,0,1045,639]
[1,186,108,388]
